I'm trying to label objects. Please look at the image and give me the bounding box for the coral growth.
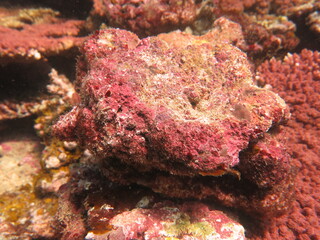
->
[91,0,201,37]
[0,7,86,64]
[53,24,294,218]
[255,49,320,239]
[256,49,320,132]
[0,8,59,29]
[307,11,320,36]
[0,100,39,121]
[1,0,320,239]
[240,14,299,62]
[272,0,320,16]
[90,0,300,61]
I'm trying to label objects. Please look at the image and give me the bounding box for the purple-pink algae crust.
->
[53,25,293,217]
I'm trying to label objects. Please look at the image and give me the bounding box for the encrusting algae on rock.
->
[85,202,245,240]
[53,17,296,223]
[1,0,320,239]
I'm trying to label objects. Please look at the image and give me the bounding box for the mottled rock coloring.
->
[53,20,293,217]
[85,202,245,240]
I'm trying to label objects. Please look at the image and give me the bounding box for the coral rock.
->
[85,202,245,240]
[90,0,300,59]
[53,25,293,217]
[91,0,200,37]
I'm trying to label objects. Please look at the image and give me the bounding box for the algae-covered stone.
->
[53,20,294,217]
[85,202,245,240]
[54,26,289,174]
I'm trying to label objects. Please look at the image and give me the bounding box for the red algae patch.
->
[91,0,200,36]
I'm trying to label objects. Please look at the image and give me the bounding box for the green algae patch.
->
[164,212,216,238]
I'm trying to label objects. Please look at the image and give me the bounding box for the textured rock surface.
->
[255,49,320,239]
[91,0,201,36]
[53,24,294,218]
[1,0,319,239]
[90,0,300,59]
[54,26,290,174]
[85,202,245,240]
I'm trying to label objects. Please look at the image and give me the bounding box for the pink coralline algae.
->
[255,49,320,239]
[89,0,300,57]
[53,24,294,217]
[85,202,245,240]
[91,0,200,37]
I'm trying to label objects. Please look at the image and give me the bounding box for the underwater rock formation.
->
[89,0,300,62]
[255,49,320,239]
[85,202,245,240]
[91,0,201,36]
[53,20,294,218]
[1,0,319,239]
